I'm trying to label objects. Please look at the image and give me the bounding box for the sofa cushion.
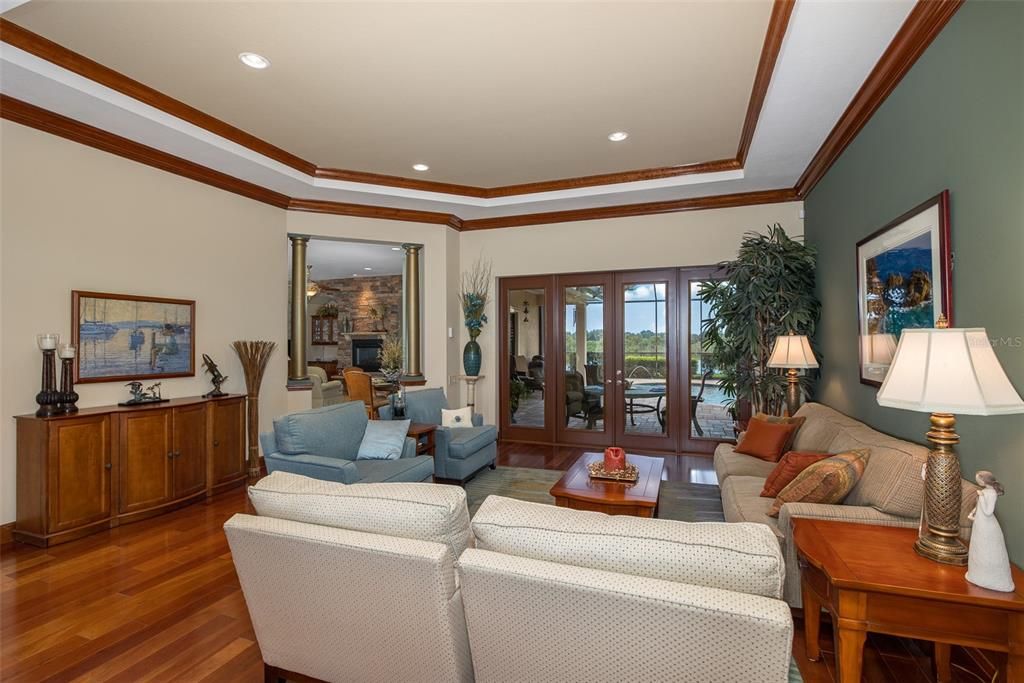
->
[791,403,860,451]
[769,449,870,517]
[248,471,472,559]
[471,495,785,600]
[447,425,497,460]
[720,476,782,539]
[713,444,777,482]
[356,419,411,460]
[751,413,806,452]
[441,406,473,428]
[354,456,434,483]
[827,426,929,518]
[734,418,800,462]
[273,402,367,460]
[404,388,448,425]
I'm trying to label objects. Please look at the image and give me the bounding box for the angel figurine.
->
[965,471,1015,592]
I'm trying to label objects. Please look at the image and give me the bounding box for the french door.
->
[499,267,722,454]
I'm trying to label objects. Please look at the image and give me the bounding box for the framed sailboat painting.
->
[71,291,195,383]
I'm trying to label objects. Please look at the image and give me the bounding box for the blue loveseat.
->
[260,401,434,483]
[379,388,497,483]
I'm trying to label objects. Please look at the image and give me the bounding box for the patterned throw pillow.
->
[769,449,870,517]
[760,451,831,497]
[441,406,473,428]
[734,418,801,462]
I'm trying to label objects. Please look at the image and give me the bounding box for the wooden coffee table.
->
[549,452,663,517]
[794,518,1024,683]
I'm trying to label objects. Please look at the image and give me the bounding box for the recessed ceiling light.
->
[391,247,401,251]
[364,267,373,271]
[352,273,359,277]
[412,163,430,172]
[238,52,270,69]
[608,131,629,142]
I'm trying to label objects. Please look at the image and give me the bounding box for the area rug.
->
[463,466,725,521]
[463,466,804,683]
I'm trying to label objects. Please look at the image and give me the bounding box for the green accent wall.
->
[804,1,1024,563]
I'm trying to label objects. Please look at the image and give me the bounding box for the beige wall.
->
[0,121,291,525]
[458,201,805,424]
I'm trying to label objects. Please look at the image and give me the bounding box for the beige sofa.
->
[227,472,795,682]
[715,402,978,607]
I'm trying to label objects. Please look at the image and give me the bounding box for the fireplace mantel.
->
[342,332,385,339]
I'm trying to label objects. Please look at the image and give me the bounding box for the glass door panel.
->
[556,275,616,446]
[614,271,678,451]
[679,267,723,454]
[499,276,554,443]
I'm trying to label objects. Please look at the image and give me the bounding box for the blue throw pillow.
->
[356,419,411,460]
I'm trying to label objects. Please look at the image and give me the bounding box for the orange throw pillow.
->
[760,451,831,497]
[734,418,800,462]
[769,449,870,517]
[752,413,805,452]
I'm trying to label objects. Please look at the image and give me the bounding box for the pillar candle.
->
[604,447,626,472]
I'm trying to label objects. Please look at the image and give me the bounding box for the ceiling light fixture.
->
[608,131,629,142]
[412,163,430,172]
[391,247,401,251]
[238,52,270,69]
[364,267,373,271]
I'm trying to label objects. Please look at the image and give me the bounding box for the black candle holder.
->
[59,354,79,414]
[35,347,61,418]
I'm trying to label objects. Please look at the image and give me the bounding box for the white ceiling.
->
[296,239,406,280]
[0,0,917,220]
[5,0,772,187]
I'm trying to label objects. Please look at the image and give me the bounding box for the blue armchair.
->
[379,388,497,483]
[260,401,434,484]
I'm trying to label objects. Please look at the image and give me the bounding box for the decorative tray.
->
[587,461,639,483]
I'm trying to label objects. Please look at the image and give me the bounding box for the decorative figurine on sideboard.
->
[57,343,79,414]
[966,471,1015,593]
[201,353,228,398]
[35,333,62,418]
[119,381,168,406]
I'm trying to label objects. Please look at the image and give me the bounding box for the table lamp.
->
[768,334,819,417]
[876,317,1024,564]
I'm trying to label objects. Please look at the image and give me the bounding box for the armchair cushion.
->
[441,407,473,428]
[273,402,367,460]
[403,388,448,425]
[353,456,434,483]
[248,471,472,559]
[264,452,361,484]
[446,425,498,460]
[471,496,785,600]
[356,419,411,460]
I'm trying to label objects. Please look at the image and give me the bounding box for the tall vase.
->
[232,340,278,482]
[463,330,482,376]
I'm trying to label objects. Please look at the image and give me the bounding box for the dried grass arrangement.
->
[232,340,277,481]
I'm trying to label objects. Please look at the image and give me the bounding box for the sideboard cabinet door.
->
[47,415,112,533]
[172,404,207,498]
[119,410,173,514]
[209,397,245,492]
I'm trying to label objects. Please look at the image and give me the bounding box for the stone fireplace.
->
[351,336,384,372]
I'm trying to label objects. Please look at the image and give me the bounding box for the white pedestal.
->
[457,375,485,410]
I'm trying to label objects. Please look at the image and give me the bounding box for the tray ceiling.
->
[5,0,773,187]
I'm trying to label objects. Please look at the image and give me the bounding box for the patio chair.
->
[660,369,713,436]
[565,371,602,429]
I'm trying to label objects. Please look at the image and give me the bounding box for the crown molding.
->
[0,94,291,208]
[0,0,791,199]
[737,0,795,166]
[287,198,461,229]
[459,188,800,231]
[795,0,964,197]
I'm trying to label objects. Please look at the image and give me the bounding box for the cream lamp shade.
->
[767,335,819,369]
[862,333,898,365]
[877,327,1024,415]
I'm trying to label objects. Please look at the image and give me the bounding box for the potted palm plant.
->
[699,224,820,417]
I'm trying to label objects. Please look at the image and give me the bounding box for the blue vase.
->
[463,340,482,376]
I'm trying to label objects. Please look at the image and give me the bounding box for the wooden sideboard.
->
[14,394,246,547]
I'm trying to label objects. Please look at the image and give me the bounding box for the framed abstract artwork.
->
[72,291,195,383]
[856,191,952,386]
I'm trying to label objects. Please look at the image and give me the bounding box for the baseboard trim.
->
[1,522,14,547]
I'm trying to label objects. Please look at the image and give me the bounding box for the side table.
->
[793,518,1024,683]
[407,423,437,457]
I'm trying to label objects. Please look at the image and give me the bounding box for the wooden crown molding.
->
[737,0,795,165]
[795,0,964,197]
[1,2,792,199]
[0,18,317,177]
[287,198,461,229]
[458,188,800,231]
[0,94,291,208]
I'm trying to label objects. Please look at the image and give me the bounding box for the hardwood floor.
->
[0,442,993,682]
